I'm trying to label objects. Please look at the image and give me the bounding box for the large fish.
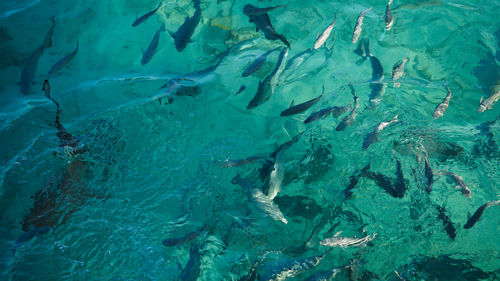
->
[313,14,336,50]
[20,17,55,95]
[142,24,165,65]
[477,88,500,112]
[320,231,376,248]
[132,3,162,27]
[171,0,201,52]
[178,243,202,281]
[362,115,398,149]
[243,4,286,15]
[162,224,208,247]
[351,7,371,43]
[280,86,324,116]
[242,47,281,77]
[435,204,456,240]
[464,200,500,229]
[247,48,287,109]
[48,41,79,75]
[433,83,452,119]
[257,250,332,281]
[384,0,394,31]
[244,4,290,48]
[336,85,359,131]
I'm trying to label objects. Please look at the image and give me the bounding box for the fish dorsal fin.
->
[289,100,295,107]
[334,231,342,237]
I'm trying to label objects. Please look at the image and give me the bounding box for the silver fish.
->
[437,171,471,198]
[385,0,394,31]
[433,83,452,119]
[336,85,359,131]
[352,7,371,43]
[48,41,79,75]
[362,115,399,149]
[314,14,336,50]
[392,57,408,87]
[477,88,500,112]
[320,231,377,248]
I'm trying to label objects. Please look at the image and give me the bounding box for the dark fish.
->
[162,224,207,247]
[361,161,407,198]
[48,41,79,75]
[242,47,281,77]
[243,4,286,15]
[220,156,264,167]
[336,85,359,131]
[423,155,433,193]
[20,17,55,95]
[132,3,162,27]
[171,0,201,52]
[179,243,202,281]
[244,4,290,48]
[269,132,303,159]
[384,0,394,31]
[236,85,246,95]
[343,165,370,198]
[257,250,332,281]
[464,200,500,229]
[12,226,51,253]
[160,47,232,92]
[238,260,260,281]
[435,204,456,239]
[43,80,79,149]
[247,48,287,109]
[280,87,324,116]
[304,103,350,124]
[142,24,164,65]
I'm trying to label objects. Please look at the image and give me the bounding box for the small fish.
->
[435,204,456,239]
[242,47,281,77]
[477,88,500,112]
[269,132,303,159]
[20,17,55,95]
[362,115,399,149]
[244,4,290,48]
[304,103,350,124]
[364,40,385,105]
[243,4,286,15]
[142,24,165,65]
[384,0,394,31]
[231,175,288,224]
[423,154,434,193]
[352,7,371,43]
[433,83,452,119]
[258,250,332,281]
[238,260,260,281]
[220,156,264,167]
[336,86,359,131]
[281,48,314,82]
[236,85,246,95]
[247,48,288,109]
[48,41,79,75]
[392,57,408,87]
[320,232,376,248]
[280,87,324,116]
[170,0,201,52]
[438,171,471,198]
[132,3,162,27]
[314,14,336,50]
[162,224,208,247]
[360,161,407,198]
[464,200,500,229]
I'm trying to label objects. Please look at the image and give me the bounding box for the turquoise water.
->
[1,0,500,280]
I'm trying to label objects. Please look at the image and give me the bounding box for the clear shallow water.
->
[0,0,499,280]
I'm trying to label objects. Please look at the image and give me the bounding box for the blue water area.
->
[0,0,499,280]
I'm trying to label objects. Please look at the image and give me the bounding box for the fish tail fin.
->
[279,35,291,48]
